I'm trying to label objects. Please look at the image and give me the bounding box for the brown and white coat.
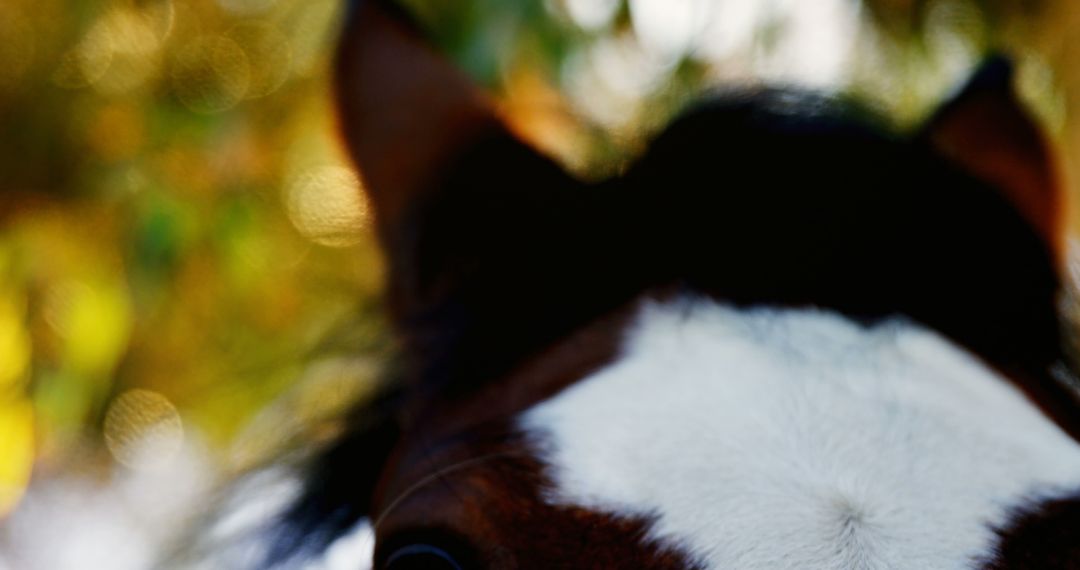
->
[180,1,1080,568]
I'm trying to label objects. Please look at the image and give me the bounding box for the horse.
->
[183,1,1080,568]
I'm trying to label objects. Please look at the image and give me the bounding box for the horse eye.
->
[384,544,464,570]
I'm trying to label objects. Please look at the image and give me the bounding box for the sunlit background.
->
[2,0,1080,567]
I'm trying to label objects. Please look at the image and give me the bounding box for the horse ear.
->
[334,1,584,326]
[334,0,502,238]
[920,56,1063,252]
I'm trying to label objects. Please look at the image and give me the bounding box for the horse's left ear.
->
[920,56,1063,253]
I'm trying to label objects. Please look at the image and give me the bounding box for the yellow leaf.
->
[55,281,132,377]
[0,397,34,516]
[0,294,31,389]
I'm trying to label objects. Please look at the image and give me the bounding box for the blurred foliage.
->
[1,0,1079,516]
[0,0,389,513]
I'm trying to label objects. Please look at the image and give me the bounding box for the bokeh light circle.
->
[104,389,184,471]
[228,23,293,99]
[285,165,370,247]
[95,8,163,94]
[629,0,711,60]
[171,35,251,114]
[53,27,115,89]
[53,8,165,93]
[560,0,621,31]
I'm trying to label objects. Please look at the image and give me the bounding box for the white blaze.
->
[522,297,1080,569]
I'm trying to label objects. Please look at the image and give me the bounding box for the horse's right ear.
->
[335,0,583,325]
[335,0,501,236]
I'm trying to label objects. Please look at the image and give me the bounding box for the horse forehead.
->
[518,297,1080,569]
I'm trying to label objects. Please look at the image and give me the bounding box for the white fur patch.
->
[520,297,1080,569]
[163,467,374,570]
